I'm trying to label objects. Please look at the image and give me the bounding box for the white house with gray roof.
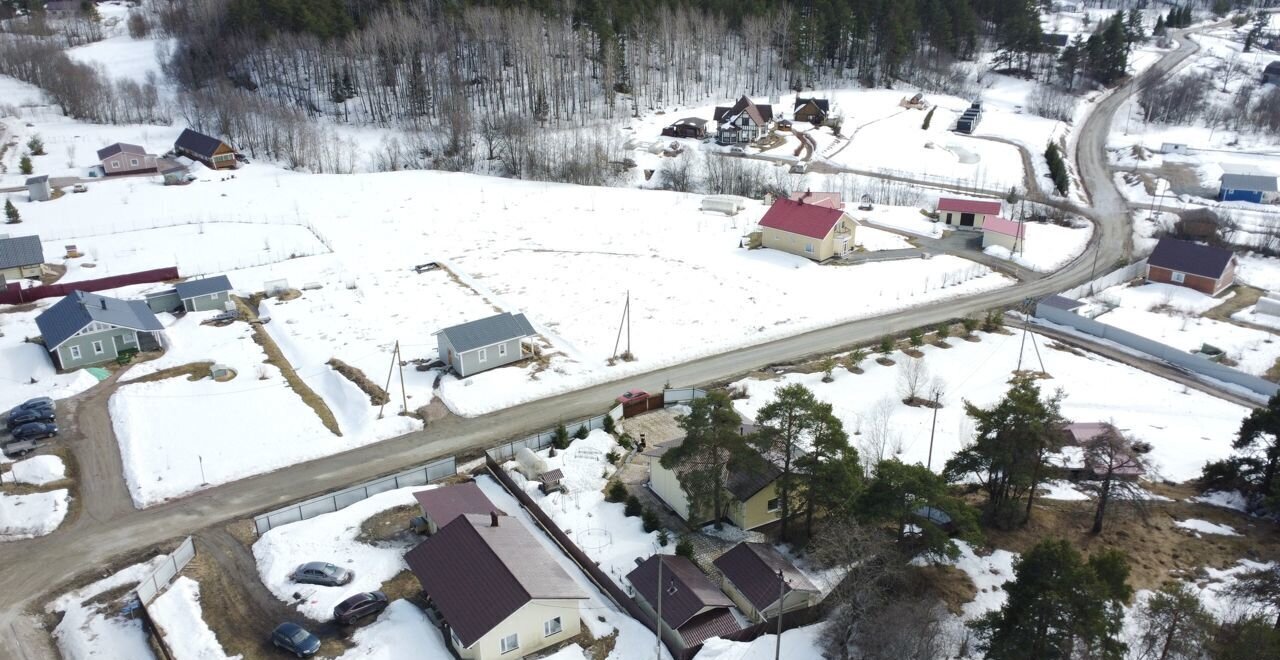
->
[435,312,536,378]
[144,275,234,313]
[36,291,165,370]
[0,235,45,281]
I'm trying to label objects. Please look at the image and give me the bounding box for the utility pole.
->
[198,455,206,485]
[655,557,665,660]
[927,395,940,471]
[379,341,397,420]
[396,340,408,416]
[774,569,787,660]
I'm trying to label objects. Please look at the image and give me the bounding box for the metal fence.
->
[1059,259,1148,300]
[487,404,624,463]
[1,266,180,305]
[661,387,707,405]
[135,537,196,605]
[252,456,456,535]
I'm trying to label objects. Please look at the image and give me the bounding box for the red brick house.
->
[1145,237,1237,296]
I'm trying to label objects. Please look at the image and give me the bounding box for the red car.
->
[616,389,649,404]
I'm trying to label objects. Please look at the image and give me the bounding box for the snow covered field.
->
[2,454,67,485]
[983,220,1093,272]
[731,329,1250,483]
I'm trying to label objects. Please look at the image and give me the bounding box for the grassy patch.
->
[355,504,419,546]
[375,570,421,603]
[327,358,389,406]
[1204,285,1263,323]
[127,361,214,384]
[909,564,977,616]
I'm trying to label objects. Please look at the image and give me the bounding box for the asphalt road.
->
[0,29,1215,660]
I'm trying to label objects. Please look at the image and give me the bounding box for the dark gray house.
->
[36,291,164,370]
[0,235,45,281]
[435,312,536,378]
[174,129,236,170]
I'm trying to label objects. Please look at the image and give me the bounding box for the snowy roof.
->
[937,197,1002,216]
[758,198,848,240]
[0,235,44,270]
[437,312,536,354]
[627,554,738,644]
[1265,61,1280,75]
[670,117,707,128]
[412,482,500,527]
[404,514,586,648]
[1220,173,1278,193]
[1039,295,1084,312]
[794,97,830,113]
[174,275,232,300]
[713,542,817,614]
[982,216,1025,239]
[1147,237,1235,279]
[175,128,230,158]
[713,96,774,126]
[36,291,163,350]
[96,143,147,160]
[787,190,843,209]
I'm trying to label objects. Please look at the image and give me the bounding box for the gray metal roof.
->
[1040,295,1084,311]
[36,291,164,350]
[96,143,146,160]
[0,235,44,270]
[26,175,48,185]
[438,312,535,354]
[174,275,232,300]
[1220,173,1279,193]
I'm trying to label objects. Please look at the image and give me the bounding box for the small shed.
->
[0,235,45,281]
[981,216,1026,252]
[1219,173,1279,204]
[174,275,234,312]
[1160,143,1190,155]
[539,468,564,494]
[26,175,50,202]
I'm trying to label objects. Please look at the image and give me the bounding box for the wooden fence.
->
[1,266,180,304]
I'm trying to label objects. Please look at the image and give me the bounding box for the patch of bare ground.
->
[1046,341,1085,357]
[327,358,389,406]
[40,263,66,285]
[567,629,617,660]
[876,357,897,366]
[982,486,1280,593]
[910,565,977,616]
[356,504,420,546]
[126,361,214,384]
[0,301,37,314]
[962,334,982,342]
[375,570,421,603]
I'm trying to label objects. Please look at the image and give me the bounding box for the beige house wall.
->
[729,482,781,530]
[454,600,582,660]
[760,215,855,262]
[981,230,1020,251]
[648,458,693,521]
[721,578,817,623]
[0,263,42,280]
[940,210,991,231]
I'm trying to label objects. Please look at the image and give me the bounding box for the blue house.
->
[1219,173,1279,204]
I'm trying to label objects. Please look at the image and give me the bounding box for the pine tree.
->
[797,401,861,537]
[858,459,976,562]
[662,390,758,528]
[19,153,32,175]
[1153,14,1166,37]
[1044,143,1070,196]
[922,106,935,130]
[753,383,818,542]
[1133,582,1216,660]
[4,197,19,224]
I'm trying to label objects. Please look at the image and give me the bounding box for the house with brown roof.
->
[1050,422,1145,482]
[936,197,1003,231]
[1145,237,1237,296]
[412,481,502,535]
[405,513,587,659]
[626,554,741,652]
[758,197,858,262]
[713,542,820,623]
[793,97,830,125]
[713,96,774,145]
[662,117,708,139]
[643,433,785,531]
[97,143,158,176]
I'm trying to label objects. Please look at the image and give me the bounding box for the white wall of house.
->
[648,457,692,521]
[452,600,581,660]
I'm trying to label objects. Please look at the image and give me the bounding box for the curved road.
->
[0,29,1209,660]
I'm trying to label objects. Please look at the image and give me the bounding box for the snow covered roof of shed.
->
[1220,173,1278,193]
[174,275,233,300]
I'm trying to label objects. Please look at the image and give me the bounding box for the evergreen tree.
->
[1233,391,1280,507]
[662,390,758,528]
[18,153,32,175]
[4,197,19,224]
[922,106,935,130]
[1045,142,1070,196]
[797,401,862,537]
[1058,36,1084,89]
[1245,13,1267,53]
[753,383,817,542]
[1133,582,1216,660]
[1153,14,1166,37]
[1125,9,1146,47]
[858,459,976,561]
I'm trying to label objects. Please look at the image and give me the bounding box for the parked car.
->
[72,184,88,193]
[9,397,53,415]
[7,406,55,430]
[290,562,353,587]
[616,389,649,404]
[2,437,41,458]
[10,422,57,442]
[332,591,388,625]
[270,623,321,658]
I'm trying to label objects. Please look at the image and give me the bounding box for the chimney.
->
[100,298,107,310]
[490,511,499,527]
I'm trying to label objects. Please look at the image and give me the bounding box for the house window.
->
[544,616,563,637]
[478,348,488,363]
[122,333,137,346]
[129,158,139,166]
[1171,272,1186,284]
[804,243,815,254]
[69,345,82,360]
[498,343,508,358]
[92,340,104,355]
[767,497,781,512]
[110,161,120,169]
[500,633,519,654]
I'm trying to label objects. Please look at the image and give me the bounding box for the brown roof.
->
[412,482,501,527]
[626,555,736,634]
[713,96,774,127]
[405,514,586,648]
[937,197,1003,216]
[676,608,742,647]
[646,435,780,503]
[713,542,818,614]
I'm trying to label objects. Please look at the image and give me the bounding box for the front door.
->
[960,213,975,227]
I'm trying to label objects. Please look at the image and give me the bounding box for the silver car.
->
[290,562,353,587]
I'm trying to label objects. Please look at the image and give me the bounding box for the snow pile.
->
[695,623,826,659]
[253,486,426,621]
[1190,490,1250,512]
[3,454,66,485]
[148,577,242,660]
[334,600,453,660]
[0,298,101,411]
[1174,518,1241,537]
[1038,480,1091,501]
[0,489,70,540]
[47,557,167,660]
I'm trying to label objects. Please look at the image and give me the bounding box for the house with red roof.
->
[758,198,857,262]
[936,197,1003,231]
[980,216,1026,252]
[787,190,843,209]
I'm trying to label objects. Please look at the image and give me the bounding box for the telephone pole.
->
[774,569,787,660]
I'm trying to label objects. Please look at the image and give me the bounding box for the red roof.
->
[982,216,1025,238]
[787,190,843,209]
[937,197,1002,216]
[759,198,847,239]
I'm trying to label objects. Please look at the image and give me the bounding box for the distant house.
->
[712,96,774,145]
[1218,173,1279,204]
[174,128,236,170]
[936,197,1002,231]
[787,190,844,209]
[1160,143,1190,155]
[1041,33,1070,49]
[626,554,740,652]
[1036,295,1085,316]
[661,117,708,139]
[96,143,158,176]
[644,434,784,532]
[713,542,819,623]
[0,235,45,281]
[436,312,537,378]
[758,198,858,262]
[412,482,501,535]
[1145,237,1237,296]
[26,175,50,202]
[1263,61,1280,85]
[406,513,587,660]
[793,97,830,124]
[1051,422,1145,482]
[35,291,164,370]
[143,275,234,314]
[981,216,1026,252]
[42,0,82,14]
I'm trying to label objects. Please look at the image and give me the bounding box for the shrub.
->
[4,198,19,224]
[553,422,569,449]
[846,348,867,371]
[962,317,979,336]
[879,336,894,354]
[820,356,837,382]
[658,529,670,547]
[922,106,936,130]
[574,424,589,440]
[909,329,924,347]
[642,509,660,532]
[617,433,634,450]
[602,414,616,435]
[983,309,1005,332]
[1045,142,1070,196]
[675,537,694,559]
[606,450,619,464]
[26,135,44,155]
[19,154,32,175]
[625,495,643,517]
[935,324,951,341]
[607,481,627,502]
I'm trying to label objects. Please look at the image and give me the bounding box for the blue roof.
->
[174,275,232,300]
[36,291,163,350]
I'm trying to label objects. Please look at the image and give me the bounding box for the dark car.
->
[270,623,320,658]
[9,397,53,415]
[7,406,55,430]
[10,422,57,442]
[332,591,388,624]
[290,562,353,587]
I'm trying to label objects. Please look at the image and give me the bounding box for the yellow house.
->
[758,197,857,262]
[713,542,821,623]
[644,438,783,531]
[405,513,587,659]
[0,235,45,282]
